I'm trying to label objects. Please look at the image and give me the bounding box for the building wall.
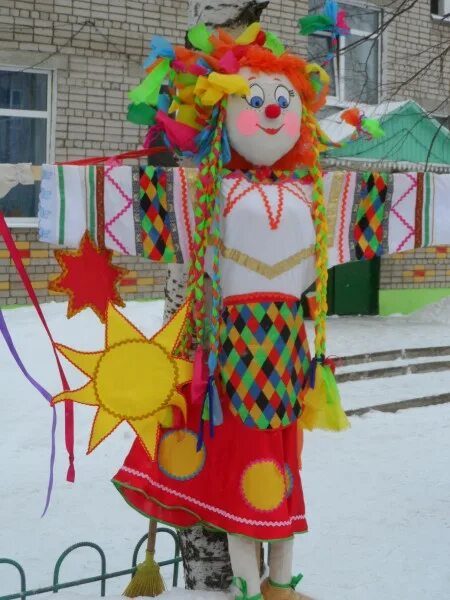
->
[0,1,449,307]
[0,0,191,305]
[381,247,450,289]
[381,0,450,113]
[0,0,308,163]
[378,0,450,305]
[0,228,168,305]
[378,247,450,314]
[0,0,311,305]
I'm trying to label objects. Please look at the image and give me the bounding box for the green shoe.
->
[233,576,263,600]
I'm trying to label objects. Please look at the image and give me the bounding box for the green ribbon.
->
[361,116,385,139]
[127,103,157,126]
[264,31,285,56]
[232,576,262,600]
[188,23,214,53]
[290,572,304,589]
[298,15,334,35]
[128,58,171,105]
[269,572,304,590]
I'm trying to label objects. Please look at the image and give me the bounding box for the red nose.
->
[265,104,282,119]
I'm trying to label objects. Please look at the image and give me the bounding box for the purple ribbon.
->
[0,308,56,516]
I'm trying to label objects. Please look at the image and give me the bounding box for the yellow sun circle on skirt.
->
[241,460,286,512]
[94,340,177,420]
[158,430,206,481]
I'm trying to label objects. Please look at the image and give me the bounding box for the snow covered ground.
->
[1,299,450,600]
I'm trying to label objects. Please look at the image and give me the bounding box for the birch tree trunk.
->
[162,0,270,591]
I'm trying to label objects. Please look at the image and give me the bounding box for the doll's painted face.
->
[226,67,302,167]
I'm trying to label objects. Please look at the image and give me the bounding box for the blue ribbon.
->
[196,375,223,451]
[143,35,175,68]
[210,377,223,426]
[196,414,205,451]
[207,376,214,438]
[308,355,325,389]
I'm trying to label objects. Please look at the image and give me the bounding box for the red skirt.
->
[113,297,309,541]
[113,393,307,541]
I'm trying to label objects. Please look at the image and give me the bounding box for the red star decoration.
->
[50,231,127,323]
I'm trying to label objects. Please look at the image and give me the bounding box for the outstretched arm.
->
[38,164,196,263]
[327,171,450,267]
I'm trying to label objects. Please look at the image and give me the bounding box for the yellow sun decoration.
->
[52,303,192,459]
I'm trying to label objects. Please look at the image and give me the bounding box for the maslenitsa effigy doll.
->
[42,17,450,600]
[112,23,353,600]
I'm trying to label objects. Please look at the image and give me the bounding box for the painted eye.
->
[246,84,265,109]
[275,85,291,109]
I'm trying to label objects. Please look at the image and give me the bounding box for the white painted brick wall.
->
[0,1,447,161]
[380,0,450,113]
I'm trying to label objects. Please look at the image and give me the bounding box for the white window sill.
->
[325,97,379,110]
[431,13,450,24]
[326,97,358,108]
[5,217,38,229]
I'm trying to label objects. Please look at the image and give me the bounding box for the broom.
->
[123,519,166,597]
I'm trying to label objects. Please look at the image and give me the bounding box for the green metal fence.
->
[0,527,181,600]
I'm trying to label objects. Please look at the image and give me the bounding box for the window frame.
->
[0,65,56,228]
[309,1,382,106]
[430,0,450,22]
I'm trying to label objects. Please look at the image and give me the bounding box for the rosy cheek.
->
[284,112,301,137]
[235,109,259,136]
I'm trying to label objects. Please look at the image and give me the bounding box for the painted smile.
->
[257,124,283,135]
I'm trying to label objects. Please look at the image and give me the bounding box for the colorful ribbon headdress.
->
[127,22,296,165]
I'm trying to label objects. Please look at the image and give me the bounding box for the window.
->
[307,1,381,104]
[0,67,53,220]
[435,114,450,130]
[431,0,450,19]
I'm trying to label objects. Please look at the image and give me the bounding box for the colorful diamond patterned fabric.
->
[219,301,310,430]
[140,166,177,262]
[354,172,388,260]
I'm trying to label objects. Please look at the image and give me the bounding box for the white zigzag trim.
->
[119,466,306,528]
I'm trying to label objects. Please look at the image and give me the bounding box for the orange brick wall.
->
[0,228,168,306]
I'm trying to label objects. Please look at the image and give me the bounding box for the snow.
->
[338,354,450,374]
[314,312,450,358]
[408,294,450,325]
[339,371,450,410]
[1,300,450,600]
[48,593,229,600]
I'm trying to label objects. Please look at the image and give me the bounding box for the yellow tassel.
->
[123,550,166,598]
[299,363,350,432]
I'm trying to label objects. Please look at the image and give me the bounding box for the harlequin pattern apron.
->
[219,298,310,429]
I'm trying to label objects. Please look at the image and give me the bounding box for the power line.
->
[0,20,95,77]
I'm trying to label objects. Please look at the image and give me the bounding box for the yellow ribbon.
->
[176,104,202,129]
[194,73,250,106]
[235,22,261,45]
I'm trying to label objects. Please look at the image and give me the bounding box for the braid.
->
[207,103,226,374]
[181,100,226,354]
[303,107,328,358]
